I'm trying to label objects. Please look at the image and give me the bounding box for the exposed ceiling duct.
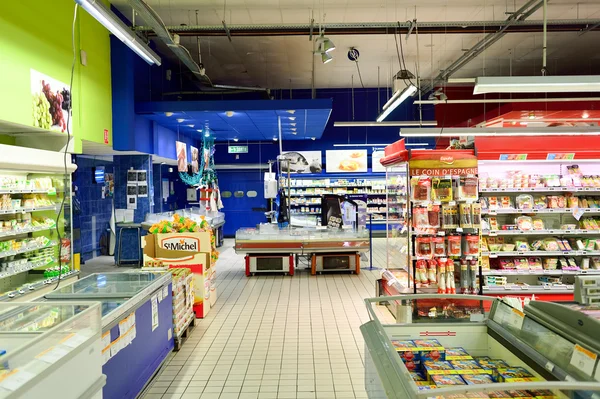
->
[133,19,600,37]
[126,0,269,92]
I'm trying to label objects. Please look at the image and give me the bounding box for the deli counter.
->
[361,294,600,398]
[36,272,174,399]
[0,302,104,398]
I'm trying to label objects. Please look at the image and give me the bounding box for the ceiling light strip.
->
[415,97,600,105]
[333,121,437,127]
[473,75,600,94]
[376,85,417,122]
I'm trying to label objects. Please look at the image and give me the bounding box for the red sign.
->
[439,156,454,164]
[103,129,109,144]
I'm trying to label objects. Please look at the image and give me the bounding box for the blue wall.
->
[73,156,114,262]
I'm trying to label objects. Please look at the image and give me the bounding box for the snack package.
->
[514,240,529,251]
[461,375,495,385]
[445,348,473,360]
[464,235,479,256]
[413,207,430,229]
[460,203,473,228]
[471,203,482,228]
[458,176,479,200]
[532,219,545,230]
[527,257,543,270]
[542,238,559,251]
[515,194,534,210]
[391,340,421,370]
[423,360,455,375]
[497,367,538,382]
[516,216,533,230]
[414,339,446,362]
[442,204,459,229]
[487,197,499,210]
[432,177,453,202]
[410,371,427,381]
[515,257,529,271]
[489,217,499,231]
[429,205,441,228]
[412,176,431,201]
[416,236,433,258]
[533,195,547,209]
[432,236,446,257]
[431,375,466,387]
[543,258,559,270]
[447,235,462,257]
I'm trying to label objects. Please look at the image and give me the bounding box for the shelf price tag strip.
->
[569,344,598,377]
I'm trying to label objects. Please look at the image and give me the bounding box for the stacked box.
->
[462,375,495,385]
[424,360,456,380]
[446,347,473,360]
[475,357,510,379]
[171,268,194,336]
[413,339,446,362]
[450,360,494,376]
[431,375,466,387]
[527,390,559,399]
[391,340,421,370]
[497,367,538,382]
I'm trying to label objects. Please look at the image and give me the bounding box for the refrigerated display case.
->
[38,272,174,399]
[0,144,78,301]
[0,301,103,398]
[361,294,600,399]
[476,136,600,302]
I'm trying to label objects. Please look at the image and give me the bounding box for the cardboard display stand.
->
[142,232,215,318]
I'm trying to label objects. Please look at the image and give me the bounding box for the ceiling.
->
[136,99,333,141]
[113,0,600,90]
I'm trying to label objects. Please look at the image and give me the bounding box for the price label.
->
[0,370,36,391]
[570,344,597,376]
[61,333,89,348]
[36,346,70,364]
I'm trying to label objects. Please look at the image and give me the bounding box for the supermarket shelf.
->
[482,250,600,257]
[480,187,600,194]
[0,241,57,260]
[482,208,600,215]
[482,269,600,276]
[291,212,320,216]
[412,255,478,260]
[0,225,55,240]
[370,220,389,224]
[0,188,53,194]
[482,229,600,236]
[0,258,56,280]
[482,285,574,294]
[0,205,56,216]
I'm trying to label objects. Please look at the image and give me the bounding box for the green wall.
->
[0,0,113,152]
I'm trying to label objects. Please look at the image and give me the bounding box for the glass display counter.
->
[0,302,103,399]
[361,294,600,399]
[234,226,370,254]
[39,272,174,399]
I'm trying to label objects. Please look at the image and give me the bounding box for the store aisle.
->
[142,238,391,399]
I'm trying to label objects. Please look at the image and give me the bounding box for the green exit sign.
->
[228,145,248,154]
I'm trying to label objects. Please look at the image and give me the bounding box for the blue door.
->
[218,170,268,237]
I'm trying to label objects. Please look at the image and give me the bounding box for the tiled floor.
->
[141,238,393,399]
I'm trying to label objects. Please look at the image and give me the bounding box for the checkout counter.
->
[235,226,369,275]
[361,293,600,398]
[37,272,173,399]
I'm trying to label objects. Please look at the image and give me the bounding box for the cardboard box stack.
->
[391,339,555,399]
[170,268,194,336]
[143,214,219,318]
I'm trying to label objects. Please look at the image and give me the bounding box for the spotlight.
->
[273,137,278,141]
[233,137,239,142]
[165,112,174,117]
[321,37,335,53]
[187,124,195,128]
[321,52,333,64]
[205,131,210,137]
[176,118,185,123]
[311,137,316,140]
[226,111,234,117]
[289,117,296,121]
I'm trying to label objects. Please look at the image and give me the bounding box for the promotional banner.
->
[371,150,386,172]
[280,151,322,173]
[190,146,199,173]
[325,150,368,173]
[409,151,477,176]
[31,69,72,133]
[176,141,188,172]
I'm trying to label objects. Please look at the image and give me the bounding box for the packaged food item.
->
[411,176,431,201]
[445,348,472,361]
[428,205,441,228]
[497,367,538,382]
[499,259,516,270]
[542,238,559,251]
[500,196,512,209]
[516,216,533,230]
[423,360,455,377]
[528,257,542,270]
[515,194,534,209]
[530,239,543,251]
[487,197,499,210]
[460,203,473,228]
[502,243,515,252]
[430,236,445,257]
[507,391,534,399]
[464,235,479,255]
[471,203,481,228]
[532,219,545,230]
[413,207,430,229]
[432,177,453,202]
[414,339,446,362]
[515,258,529,270]
[431,375,466,387]
[466,393,490,399]
[543,258,559,270]
[489,217,499,231]
[447,235,462,256]
[449,360,488,370]
[528,390,560,399]
[409,371,427,381]
[461,375,495,385]
[568,195,579,208]
[458,176,479,200]
[487,392,512,399]
[391,340,421,369]
[514,240,529,251]
[416,237,433,258]
[488,237,504,252]
[533,196,547,209]
[442,204,459,229]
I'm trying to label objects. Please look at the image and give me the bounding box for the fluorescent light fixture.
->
[176,118,185,123]
[233,138,239,142]
[400,127,600,137]
[332,142,429,147]
[273,137,278,141]
[334,120,437,127]
[288,117,296,121]
[187,124,195,128]
[376,84,418,122]
[311,137,316,140]
[75,0,161,65]
[322,52,333,64]
[473,75,600,94]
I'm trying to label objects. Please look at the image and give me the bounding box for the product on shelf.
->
[411,176,432,201]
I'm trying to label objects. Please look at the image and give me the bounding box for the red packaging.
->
[447,235,462,256]
[416,236,433,258]
[464,236,479,255]
[432,237,445,256]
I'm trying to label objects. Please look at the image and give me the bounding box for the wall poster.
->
[325,150,368,173]
[280,151,322,174]
[31,69,73,133]
[176,141,187,172]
